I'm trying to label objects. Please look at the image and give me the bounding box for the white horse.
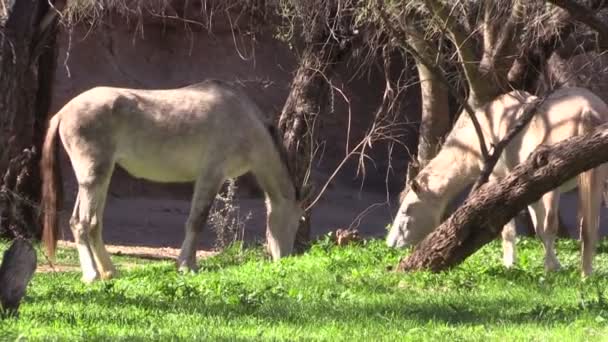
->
[41,80,303,283]
[387,87,608,276]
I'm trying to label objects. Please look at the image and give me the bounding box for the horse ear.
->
[409,179,421,194]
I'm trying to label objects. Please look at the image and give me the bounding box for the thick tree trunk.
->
[0,0,60,239]
[278,4,353,251]
[398,123,608,272]
[279,46,343,251]
[414,63,450,167]
[399,29,451,202]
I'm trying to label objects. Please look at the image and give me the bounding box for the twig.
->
[546,0,608,50]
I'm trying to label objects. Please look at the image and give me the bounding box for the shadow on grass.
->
[28,281,607,329]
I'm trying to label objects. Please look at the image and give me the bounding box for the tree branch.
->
[480,1,525,90]
[407,26,451,164]
[546,0,608,50]
[424,0,491,106]
[471,96,547,191]
[482,3,499,55]
[375,0,490,161]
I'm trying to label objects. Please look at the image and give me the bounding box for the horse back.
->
[490,88,608,173]
[55,81,276,183]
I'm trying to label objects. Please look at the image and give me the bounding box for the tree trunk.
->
[0,0,60,239]
[278,4,353,251]
[398,123,608,272]
[414,60,450,168]
[279,47,343,251]
[399,29,451,202]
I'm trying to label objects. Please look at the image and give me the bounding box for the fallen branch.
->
[398,122,608,272]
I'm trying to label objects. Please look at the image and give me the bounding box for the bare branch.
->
[482,3,499,55]
[375,0,490,161]
[480,1,525,90]
[471,96,547,191]
[423,0,492,106]
[546,0,608,50]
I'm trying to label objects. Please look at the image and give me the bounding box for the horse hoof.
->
[100,270,117,280]
[177,260,198,274]
[81,272,99,284]
[178,265,197,274]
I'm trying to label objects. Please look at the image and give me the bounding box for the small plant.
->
[209,179,252,251]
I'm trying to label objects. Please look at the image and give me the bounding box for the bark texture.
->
[399,123,608,272]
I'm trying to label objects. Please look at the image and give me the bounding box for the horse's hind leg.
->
[70,183,105,283]
[579,167,605,277]
[501,219,517,268]
[529,191,561,272]
[177,170,224,272]
[87,170,116,280]
[494,174,517,268]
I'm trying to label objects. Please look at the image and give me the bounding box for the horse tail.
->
[266,124,301,200]
[578,167,597,237]
[41,114,61,260]
[577,108,604,273]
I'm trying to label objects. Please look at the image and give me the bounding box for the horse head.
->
[386,178,442,248]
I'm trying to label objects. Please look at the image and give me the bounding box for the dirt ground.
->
[56,170,397,256]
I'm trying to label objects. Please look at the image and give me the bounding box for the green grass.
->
[2,237,608,341]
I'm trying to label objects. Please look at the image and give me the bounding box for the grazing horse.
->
[41,80,302,283]
[386,87,608,276]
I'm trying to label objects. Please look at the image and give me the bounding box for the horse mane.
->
[266,125,301,201]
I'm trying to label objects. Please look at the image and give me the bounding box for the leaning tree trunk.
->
[278,4,354,251]
[0,0,61,239]
[279,47,346,251]
[399,27,451,202]
[399,124,608,272]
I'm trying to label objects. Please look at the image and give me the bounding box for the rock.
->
[0,238,37,317]
[334,228,361,246]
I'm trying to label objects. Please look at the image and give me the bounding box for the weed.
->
[209,179,252,251]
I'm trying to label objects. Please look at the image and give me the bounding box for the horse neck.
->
[417,141,482,208]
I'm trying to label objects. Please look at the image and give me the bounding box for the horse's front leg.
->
[88,186,117,280]
[177,171,223,272]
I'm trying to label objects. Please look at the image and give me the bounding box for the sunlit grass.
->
[1,236,608,341]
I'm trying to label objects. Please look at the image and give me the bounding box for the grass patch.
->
[1,237,608,340]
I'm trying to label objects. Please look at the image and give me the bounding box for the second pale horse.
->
[387,87,608,277]
[41,80,302,283]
